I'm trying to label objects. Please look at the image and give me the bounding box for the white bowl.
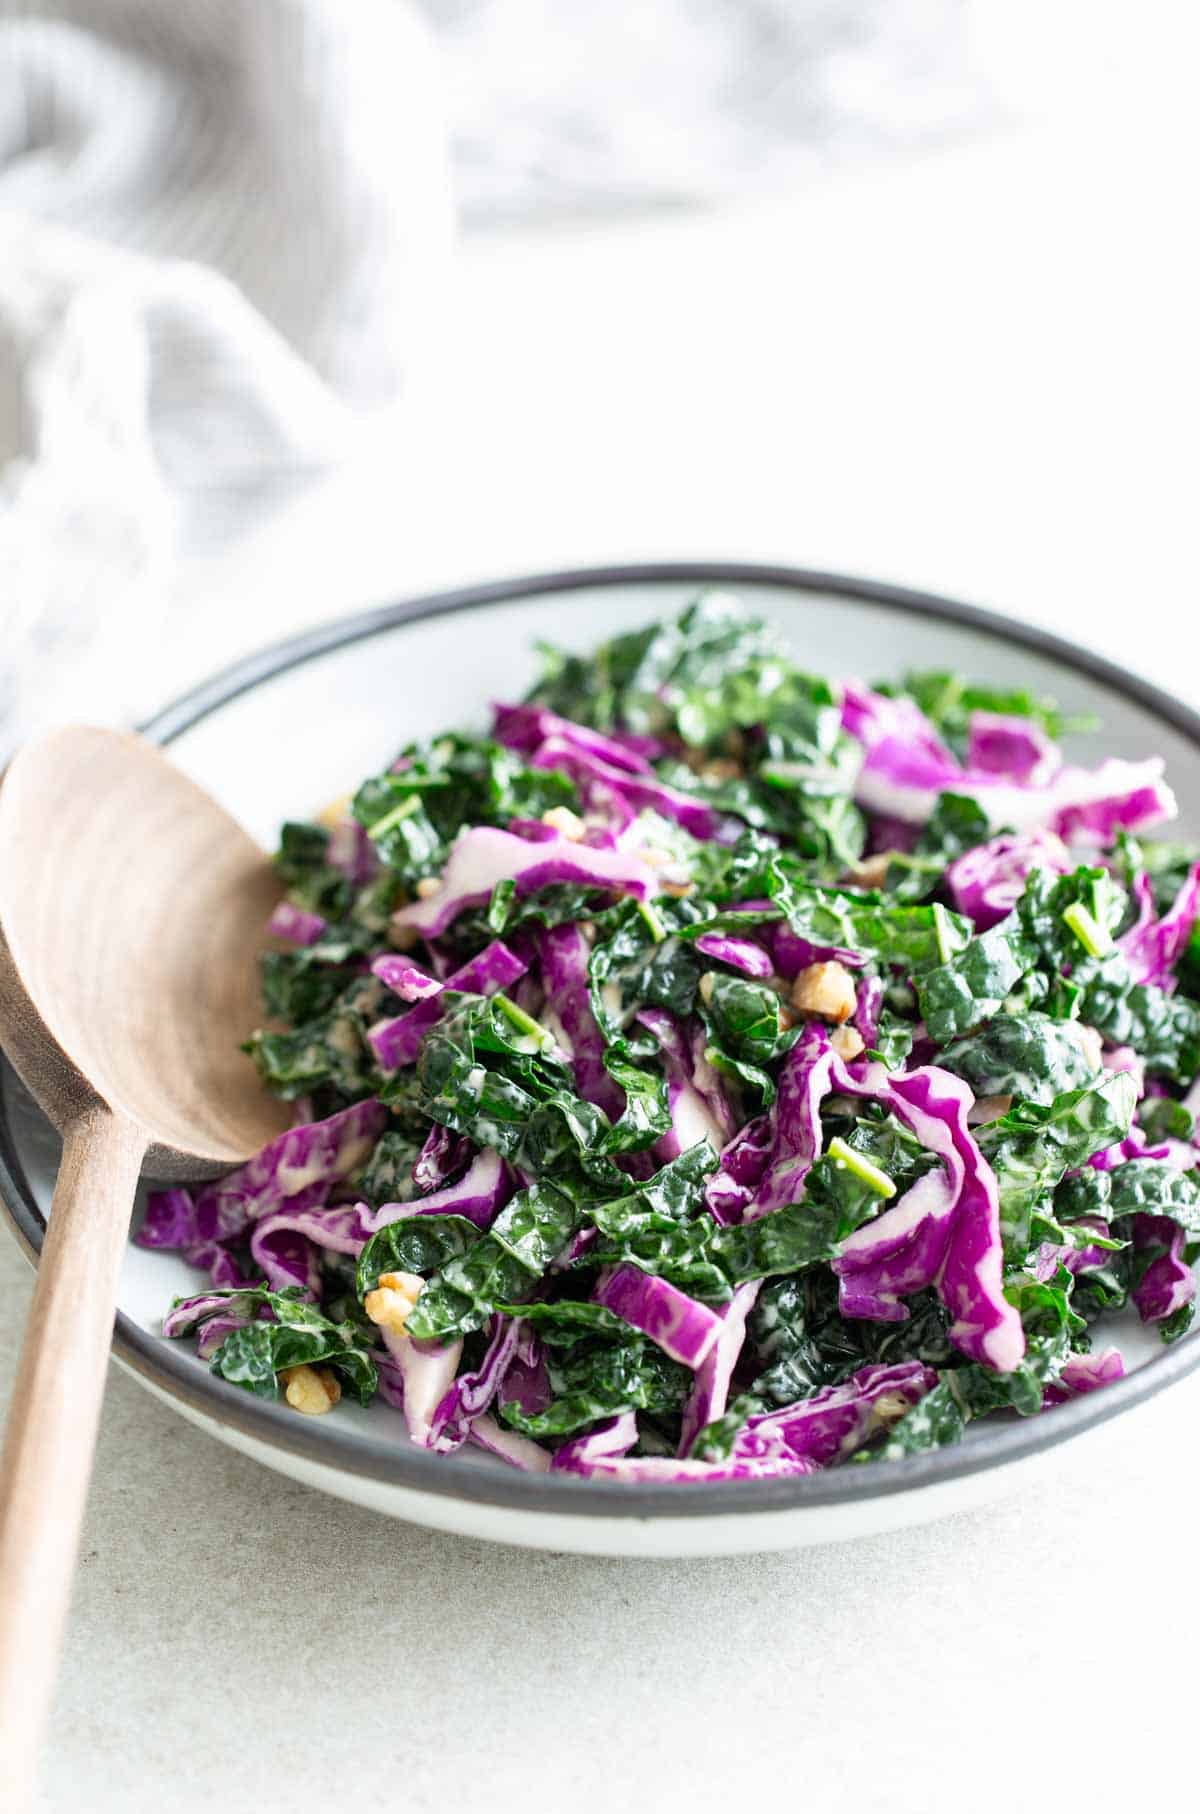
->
[4,562,1198,1555]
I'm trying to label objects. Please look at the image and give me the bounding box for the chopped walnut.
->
[541,806,586,841]
[790,961,858,1025]
[316,794,353,829]
[280,1364,342,1417]
[967,1094,1014,1127]
[843,853,892,889]
[364,1270,425,1338]
[870,1390,915,1428]
[653,858,694,897]
[830,1025,865,1061]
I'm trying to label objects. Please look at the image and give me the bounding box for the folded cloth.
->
[0,0,453,732]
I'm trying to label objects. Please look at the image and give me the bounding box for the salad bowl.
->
[3,561,1199,1556]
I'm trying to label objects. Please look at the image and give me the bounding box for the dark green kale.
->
[404,1183,584,1342]
[939,1013,1099,1106]
[884,793,990,902]
[355,1215,483,1298]
[260,927,376,1025]
[273,821,352,918]
[351,734,577,889]
[499,1337,690,1439]
[974,1071,1136,1254]
[883,671,1094,759]
[183,1287,379,1405]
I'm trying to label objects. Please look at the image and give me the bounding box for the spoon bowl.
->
[0,726,289,1172]
[0,726,288,1807]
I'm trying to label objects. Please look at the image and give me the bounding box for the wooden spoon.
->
[0,727,289,1805]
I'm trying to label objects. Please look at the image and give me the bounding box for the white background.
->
[3,95,1200,1814]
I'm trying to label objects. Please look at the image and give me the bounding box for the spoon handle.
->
[0,1104,146,1809]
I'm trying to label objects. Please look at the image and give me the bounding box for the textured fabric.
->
[0,0,453,730]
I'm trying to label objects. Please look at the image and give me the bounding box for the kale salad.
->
[141,595,1200,1483]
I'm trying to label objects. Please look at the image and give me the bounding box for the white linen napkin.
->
[0,0,453,732]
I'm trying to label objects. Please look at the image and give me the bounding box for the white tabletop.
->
[5,114,1200,1813]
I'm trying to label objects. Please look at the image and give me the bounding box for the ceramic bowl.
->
[4,563,1199,1555]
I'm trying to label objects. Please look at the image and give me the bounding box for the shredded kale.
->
[152,593,1200,1482]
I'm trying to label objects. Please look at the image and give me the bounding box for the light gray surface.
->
[2,1225,1196,1813]
[5,117,1200,1807]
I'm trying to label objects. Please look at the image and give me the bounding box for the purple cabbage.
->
[741,1031,839,1217]
[186,1243,249,1289]
[1044,1347,1125,1404]
[636,1007,735,1160]
[538,923,624,1119]
[551,1225,599,1272]
[1088,1127,1171,1171]
[741,1359,937,1464]
[428,1314,527,1451]
[704,1114,773,1223]
[1103,1044,1146,1099]
[468,1413,553,1471]
[389,826,659,939]
[136,1187,199,1251]
[1131,1214,1196,1325]
[373,1349,406,1411]
[162,1286,265,1341]
[249,1198,376,1294]
[864,814,923,857]
[493,702,665,767]
[412,1124,474,1195]
[367,939,527,1071]
[678,1281,761,1456]
[249,1221,321,1295]
[687,1021,738,1144]
[137,1186,249,1291]
[369,1146,512,1232]
[592,1264,724,1368]
[841,682,1175,838]
[326,814,376,886]
[693,932,775,978]
[742,1026,1022,1371]
[550,1408,816,1480]
[550,1411,639,1471]
[1118,862,1200,987]
[192,1099,386,1244]
[493,701,721,840]
[840,683,957,766]
[194,1308,258,1360]
[965,711,1058,783]
[551,1447,815,1484]
[833,1055,1025,1373]
[771,922,866,976]
[946,829,1071,930]
[265,901,328,946]
[853,973,885,1049]
[375,1329,465,1446]
[834,1168,959,1322]
[1033,1216,1114,1281]
[498,1333,552,1416]
[370,953,443,1001]
[530,734,722,840]
[1053,768,1176,843]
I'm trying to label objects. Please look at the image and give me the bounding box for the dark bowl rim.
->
[3,558,1199,1522]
